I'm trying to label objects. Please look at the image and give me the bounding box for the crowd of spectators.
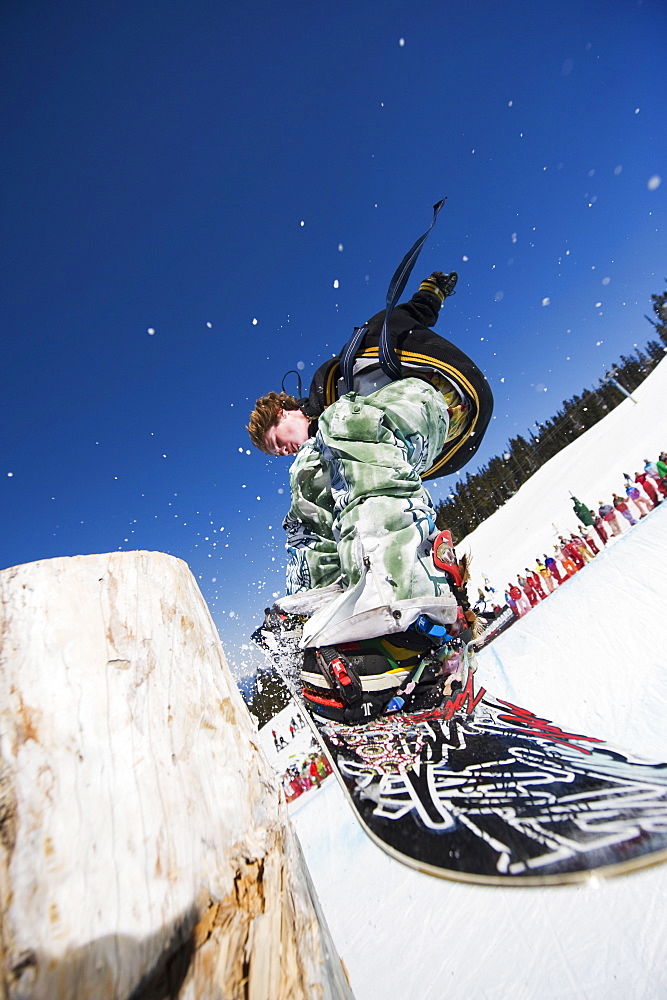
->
[487,453,666,620]
[282,752,332,803]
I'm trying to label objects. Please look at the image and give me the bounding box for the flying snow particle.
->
[238,447,243,453]
[252,318,258,325]
[494,291,504,302]
[245,449,251,455]
[297,361,305,370]
[511,233,517,243]
[462,255,469,262]
[542,297,551,307]
[508,100,513,107]
[614,165,623,175]
[602,277,611,285]
[398,37,405,46]
[634,108,640,114]
[300,220,305,227]
[338,243,344,251]
[503,452,510,461]
[147,328,155,335]
[595,302,602,308]
[333,279,339,289]
[7,472,13,477]
[206,322,213,328]
[648,175,662,191]
[278,488,284,494]
[596,341,603,346]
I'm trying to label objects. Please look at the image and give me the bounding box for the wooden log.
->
[0,551,353,1000]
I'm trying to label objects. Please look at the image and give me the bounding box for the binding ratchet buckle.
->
[315,646,363,707]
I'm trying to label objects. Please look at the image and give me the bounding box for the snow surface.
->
[461,354,667,602]
[288,356,667,1000]
[258,701,318,774]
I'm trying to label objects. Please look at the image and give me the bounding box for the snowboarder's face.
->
[264,408,310,456]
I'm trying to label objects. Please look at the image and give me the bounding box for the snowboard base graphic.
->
[290,667,667,885]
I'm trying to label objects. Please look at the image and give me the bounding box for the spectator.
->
[556,542,577,578]
[591,513,609,546]
[612,492,637,526]
[635,471,660,507]
[544,553,563,584]
[536,558,557,593]
[582,528,600,555]
[309,757,322,788]
[625,481,651,517]
[644,459,667,496]
[559,535,583,571]
[599,500,622,536]
[527,568,546,600]
[517,572,538,608]
[509,582,529,616]
[569,532,594,563]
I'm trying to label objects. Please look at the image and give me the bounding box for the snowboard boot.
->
[300,627,455,724]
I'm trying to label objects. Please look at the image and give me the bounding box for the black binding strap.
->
[281,369,303,397]
[340,324,370,395]
[378,199,445,380]
[339,199,446,393]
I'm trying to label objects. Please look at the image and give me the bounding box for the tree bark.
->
[0,551,353,1000]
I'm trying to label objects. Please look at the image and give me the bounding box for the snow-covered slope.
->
[460,355,667,600]
[477,503,667,760]
[288,359,667,1000]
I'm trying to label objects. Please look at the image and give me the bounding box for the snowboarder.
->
[248,269,493,722]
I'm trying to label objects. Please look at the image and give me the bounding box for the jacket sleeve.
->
[365,288,442,337]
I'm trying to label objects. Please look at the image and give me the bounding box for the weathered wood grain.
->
[0,551,353,999]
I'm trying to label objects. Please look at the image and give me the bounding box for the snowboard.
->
[253,624,667,886]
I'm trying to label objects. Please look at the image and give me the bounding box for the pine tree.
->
[646,281,667,346]
[434,315,666,540]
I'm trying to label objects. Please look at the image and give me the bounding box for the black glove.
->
[420,271,458,302]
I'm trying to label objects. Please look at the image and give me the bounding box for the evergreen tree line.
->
[435,285,667,544]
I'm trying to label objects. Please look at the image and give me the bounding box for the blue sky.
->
[2,0,665,668]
